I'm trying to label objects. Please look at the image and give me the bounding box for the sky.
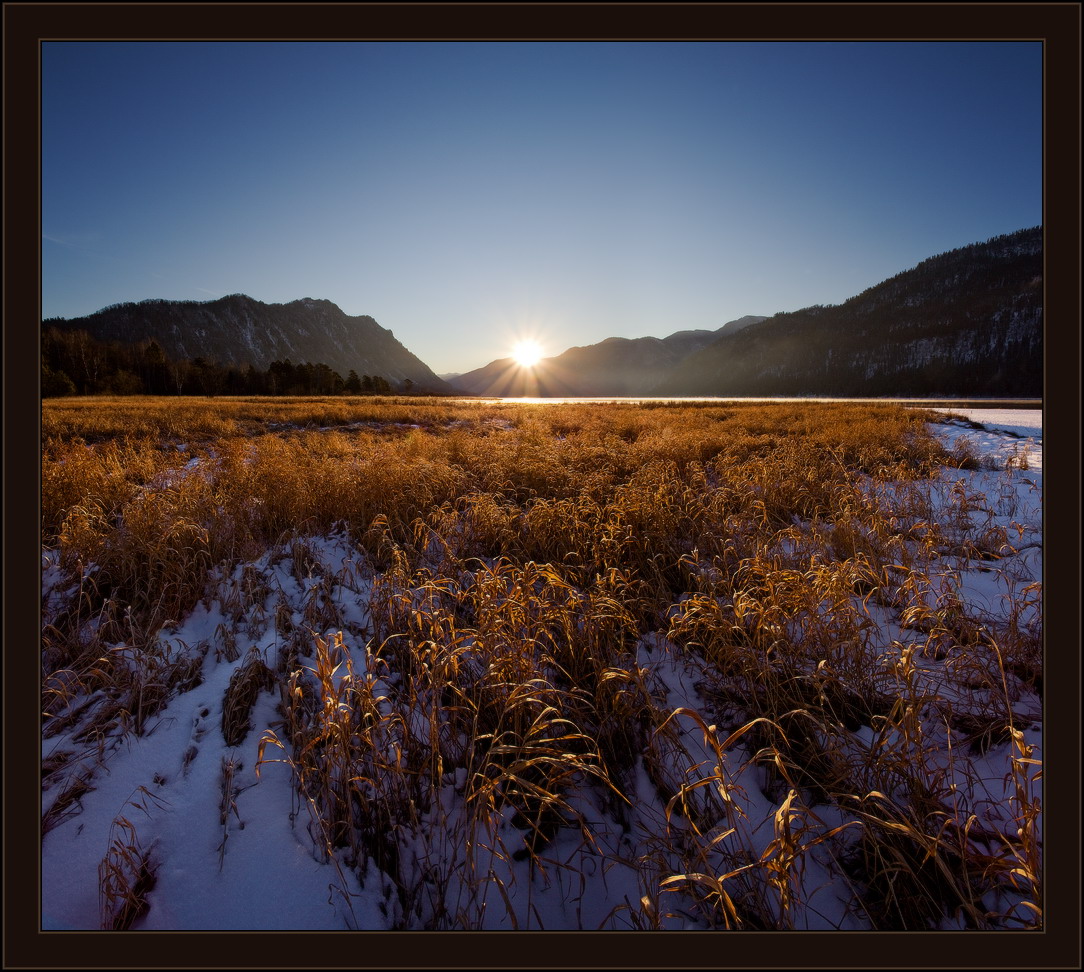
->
[41,41,1042,375]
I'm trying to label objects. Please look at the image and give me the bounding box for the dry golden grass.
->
[97,787,165,930]
[42,397,1041,930]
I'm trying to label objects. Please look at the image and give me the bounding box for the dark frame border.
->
[6,4,1080,970]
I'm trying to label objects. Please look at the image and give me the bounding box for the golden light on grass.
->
[41,397,1042,930]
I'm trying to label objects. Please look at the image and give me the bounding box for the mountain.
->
[450,317,768,397]
[653,227,1043,398]
[45,294,451,392]
[714,315,766,338]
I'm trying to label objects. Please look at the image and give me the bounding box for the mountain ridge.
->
[46,293,451,392]
[654,227,1042,397]
[450,317,769,397]
[44,226,1042,399]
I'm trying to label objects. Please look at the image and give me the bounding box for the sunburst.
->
[511,340,544,368]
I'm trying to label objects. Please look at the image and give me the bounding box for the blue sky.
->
[42,41,1042,374]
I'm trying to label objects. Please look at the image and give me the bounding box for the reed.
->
[40,397,1040,929]
[97,787,166,930]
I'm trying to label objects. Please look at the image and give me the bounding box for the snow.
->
[40,409,1042,931]
[930,408,1042,470]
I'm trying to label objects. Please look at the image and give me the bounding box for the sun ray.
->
[512,340,544,368]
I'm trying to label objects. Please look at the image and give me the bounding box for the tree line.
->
[42,327,401,397]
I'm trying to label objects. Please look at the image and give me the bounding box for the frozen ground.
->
[41,410,1042,931]
[930,407,1042,471]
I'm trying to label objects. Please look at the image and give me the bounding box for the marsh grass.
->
[42,398,1041,930]
[222,649,275,746]
[42,762,97,836]
[97,787,166,930]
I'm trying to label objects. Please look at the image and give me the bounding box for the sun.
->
[512,340,544,368]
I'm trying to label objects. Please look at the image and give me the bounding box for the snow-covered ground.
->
[41,410,1042,931]
[930,407,1042,471]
